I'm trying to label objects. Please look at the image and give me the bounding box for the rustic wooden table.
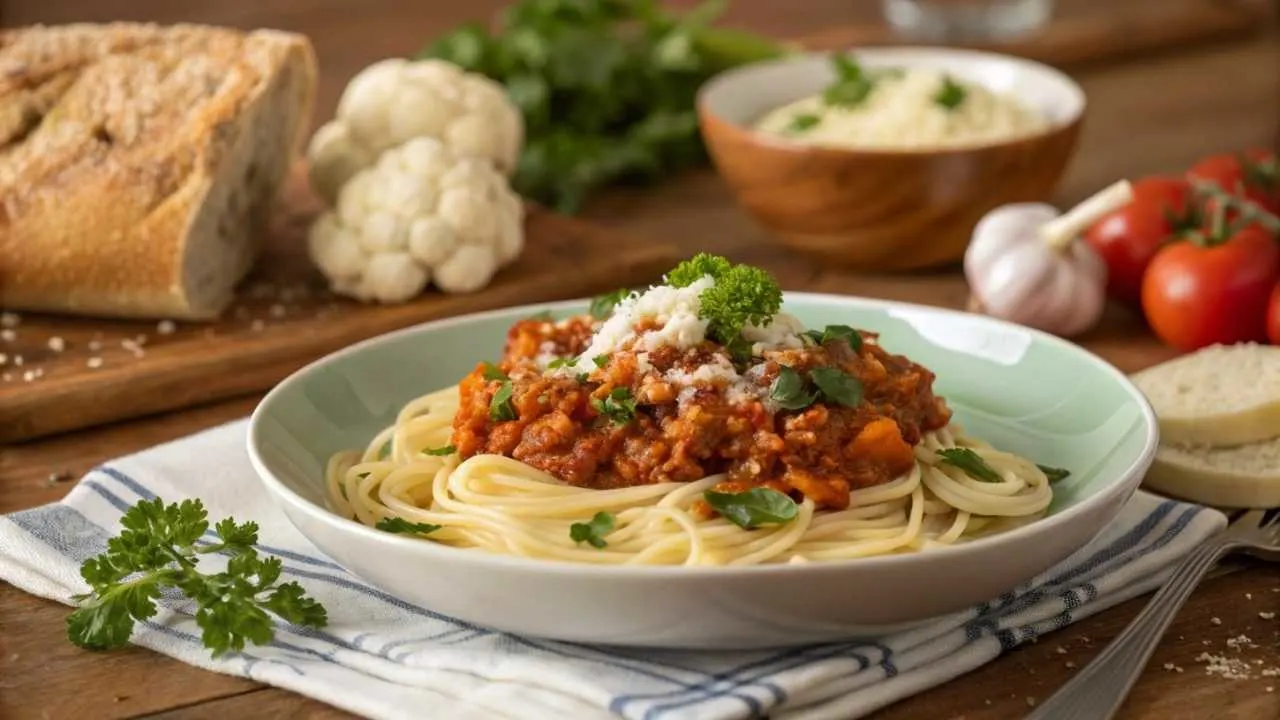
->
[3,1,1280,718]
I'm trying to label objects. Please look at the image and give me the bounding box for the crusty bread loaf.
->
[1144,438,1280,509]
[0,23,317,320]
[1130,343,1280,447]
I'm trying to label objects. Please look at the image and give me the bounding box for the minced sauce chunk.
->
[451,296,952,511]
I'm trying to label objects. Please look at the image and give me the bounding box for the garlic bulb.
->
[964,181,1133,338]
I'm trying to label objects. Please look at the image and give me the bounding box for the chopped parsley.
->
[590,288,630,319]
[822,54,876,108]
[592,354,611,368]
[569,511,616,548]
[576,372,591,383]
[375,517,443,535]
[377,441,392,460]
[936,448,1002,483]
[422,445,456,457]
[933,74,967,110]
[770,366,815,410]
[489,381,517,421]
[591,387,637,424]
[481,362,508,381]
[704,488,799,530]
[547,356,574,369]
[809,367,863,408]
[1038,464,1071,483]
[803,324,863,352]
[786,113,821,133]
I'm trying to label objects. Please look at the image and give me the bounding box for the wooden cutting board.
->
[801,0,1269,67]
[0,169,680,444]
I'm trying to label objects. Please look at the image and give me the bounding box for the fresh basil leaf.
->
[590,288,630,319]
[933,74,967,110]
[704,487,798,530]
[490,382,517,421]
[810,367,863,408]
[592,354,611,368]
[937,448,1003,483]
[375,517,442,535]
[481,362,508,381]
[1037,464,1071,483]
[770,366,815,410]
[569,511,615,549]
[786,113,821,133]
[423,445,456,457]
[591,387,636,424]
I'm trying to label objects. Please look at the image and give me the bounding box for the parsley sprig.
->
[666,253,783,345]
[67,498,327,657]
[570,511,616,548]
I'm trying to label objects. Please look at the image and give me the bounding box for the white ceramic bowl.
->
[248,294,1157,650]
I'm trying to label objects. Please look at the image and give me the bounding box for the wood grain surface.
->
[0,170,680,443]
[2,0,1280,719]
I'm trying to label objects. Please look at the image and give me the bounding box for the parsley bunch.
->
[67,498,327,657]
[418,0,789,212]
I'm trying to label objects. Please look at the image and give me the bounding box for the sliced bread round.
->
[1143,437,1280,508]
[1130,343,1280,447]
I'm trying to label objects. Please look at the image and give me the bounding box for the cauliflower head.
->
[307,58,524,205]
[308,136,525,303]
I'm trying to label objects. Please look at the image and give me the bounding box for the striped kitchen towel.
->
[0,418,1226,720]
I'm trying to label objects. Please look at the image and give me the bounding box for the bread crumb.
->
[86,357,104,369]
[1163,662,1175,670]
[250,319,265,332]
[1267,687,1274,693]
[157,320,176,335]
[269,303,286,319]
[1026,697,1036,707]
[88,340,103,352]
[1210,617,1222,626]
[1065,661,1076,669]
[0,312,19,328]
[121,339,145,358]
[48,336,65,352]
[984,700,992,706]
[22,368,43,382]
[1055,646,1067,655]
[1198,652,1253,679]
[13,355,23,366]
[1226,635,1255,650]
[1259,612,1275,620]
[0,353,6,366]
[1,329,15,342]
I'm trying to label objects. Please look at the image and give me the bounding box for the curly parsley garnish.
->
[569,512,616,549]
[667,254,784,345]
[704,488,799,530]
[66,498,327,657]
[376,517,443,535]
[592,387,637,424]
[937,448,1002,483]
[490,382,517,421]
[666,253,732,288]
[933,74,967,110]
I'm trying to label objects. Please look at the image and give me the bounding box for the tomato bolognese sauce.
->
[326,255,1067,566]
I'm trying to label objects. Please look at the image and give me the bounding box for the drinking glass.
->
[882,0,1054,42]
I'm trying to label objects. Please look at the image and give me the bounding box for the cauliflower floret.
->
[308,136,525,303]
[307,57,523,205]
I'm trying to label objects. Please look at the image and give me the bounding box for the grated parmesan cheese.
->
[665,355,740,386]
[743,312,806,355]
[561,277,713,375]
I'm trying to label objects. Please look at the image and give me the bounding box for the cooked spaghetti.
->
[326,255,1063,566]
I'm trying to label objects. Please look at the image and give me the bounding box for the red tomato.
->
[1268,283,1280,346]
[1187,149,1280,215]
[1141,226,1280,352]
[1083,176,1196,306]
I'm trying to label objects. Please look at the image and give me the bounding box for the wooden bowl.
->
[697,47,1085,272]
